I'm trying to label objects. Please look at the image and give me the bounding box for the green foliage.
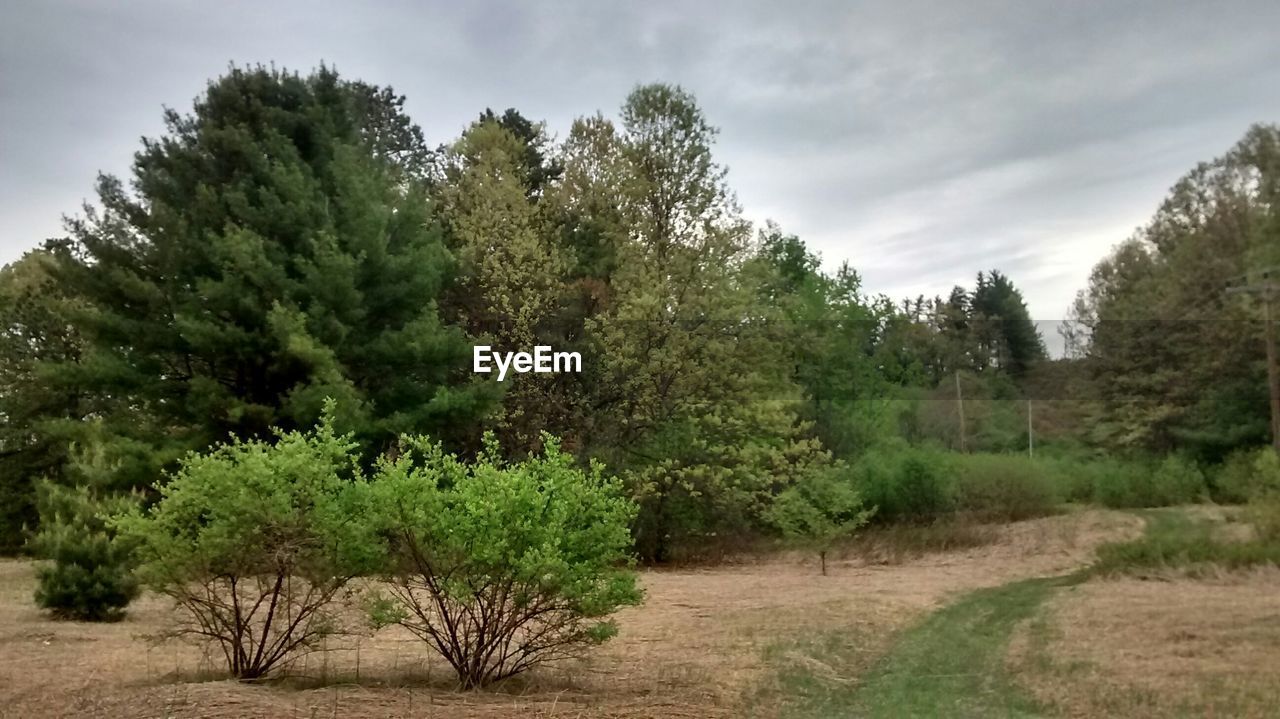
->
[950,454,1060,522]
[40,65,494,496]
[1094,509,1280,575]
[1089,455,1205,508]
[1070,125,1280,455]
[365,433,642,688]
[1249,492,1280,543]
[1215,447,1280,503]
[0,250,84,552]
[30,479,139,621]
[970,270,1046,377]
[115,404,380,679]
[766,466,873,574]
[852,448,954,523]
[571,85,829,562]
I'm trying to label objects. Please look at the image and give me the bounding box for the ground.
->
[0,508,1275,718]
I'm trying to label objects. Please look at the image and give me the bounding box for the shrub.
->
[766,466,873,575]
[1088,459,1149,508]
[30,481,139,621]
[366,433,642,689]
[115,407,380,680]
[950,454,1059,522]
[1248,493,1280,543]
[853,448,953,523]
[1216,448,1280,504]
[1151,455,1207,505]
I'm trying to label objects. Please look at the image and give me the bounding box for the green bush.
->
[766,466,873,574]
[116,405,381,680]
[365,433,642,689]
[950,454,1059,522]
[1248,493,1280,543]
[1087,456,1203,508]
[30,481,139,621]
[1216,448,1280,503]
[1152,455,1208,505]
[853,448,953,523]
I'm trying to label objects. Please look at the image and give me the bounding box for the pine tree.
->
[39,66,495,489]
[30,441,140,621]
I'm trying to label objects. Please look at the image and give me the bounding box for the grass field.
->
[1,507,1277,718]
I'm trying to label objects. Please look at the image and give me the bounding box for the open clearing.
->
[1009,567,1280,718]
[5,508,1274,718]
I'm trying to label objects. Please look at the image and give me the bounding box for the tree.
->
[766,467,872,575]
[0,250,84,550]
[366,433,641,688]
[115,405,381,679]
[970,270,1045,376]
[581,85,828,561]
[751,226,898,456]
[437,117,572,454]
[30,456,140,621]
[1070,125,1280,456]
[40,65,494,493]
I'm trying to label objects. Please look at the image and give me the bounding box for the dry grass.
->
[0,509,1138,718]
[1009,567,1280,718]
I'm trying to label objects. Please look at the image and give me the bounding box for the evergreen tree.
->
[971,270,1046,376]
[40,66,494,489]
[30,441,140,621]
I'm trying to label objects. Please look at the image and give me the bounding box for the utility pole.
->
[1227,268,1280,453]
[1027,399,1034,458]
[955,370,967,453]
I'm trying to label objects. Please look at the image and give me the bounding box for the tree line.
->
[3,64,1278,570]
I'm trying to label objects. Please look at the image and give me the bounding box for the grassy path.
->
[772,573,1081,718]
[768,506,1280,717]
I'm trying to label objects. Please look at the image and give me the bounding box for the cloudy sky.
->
[3,0,1280,343]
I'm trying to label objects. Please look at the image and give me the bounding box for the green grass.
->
[1092,508,1280,576]
[767,574,1082,718]
[764,506,1280,718]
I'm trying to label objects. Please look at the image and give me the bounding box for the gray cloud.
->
[3,0,1279,336]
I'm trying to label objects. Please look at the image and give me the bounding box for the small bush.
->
[853,448,953,523]
[1087,456,1203,509]
[116,406,381,680]
[1216,448,1280,504]
[766,466,872,574]
[1248,493,1280,543]
[366,433,642,689]
[30,481,139,621]
[950,454,1059,522]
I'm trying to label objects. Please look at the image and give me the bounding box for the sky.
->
[3,0,1280,349]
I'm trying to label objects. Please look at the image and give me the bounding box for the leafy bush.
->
[766,466,873,575]
[1248,493,1280,543]
[1088,456,1203,508]
[1152,455,1208,505]
[366,433,642,689]
[115,407,380,680]
[1215,448,1280,503]
[30,481,139,621]
[853,448,953,523]
[950,454,1060,522]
